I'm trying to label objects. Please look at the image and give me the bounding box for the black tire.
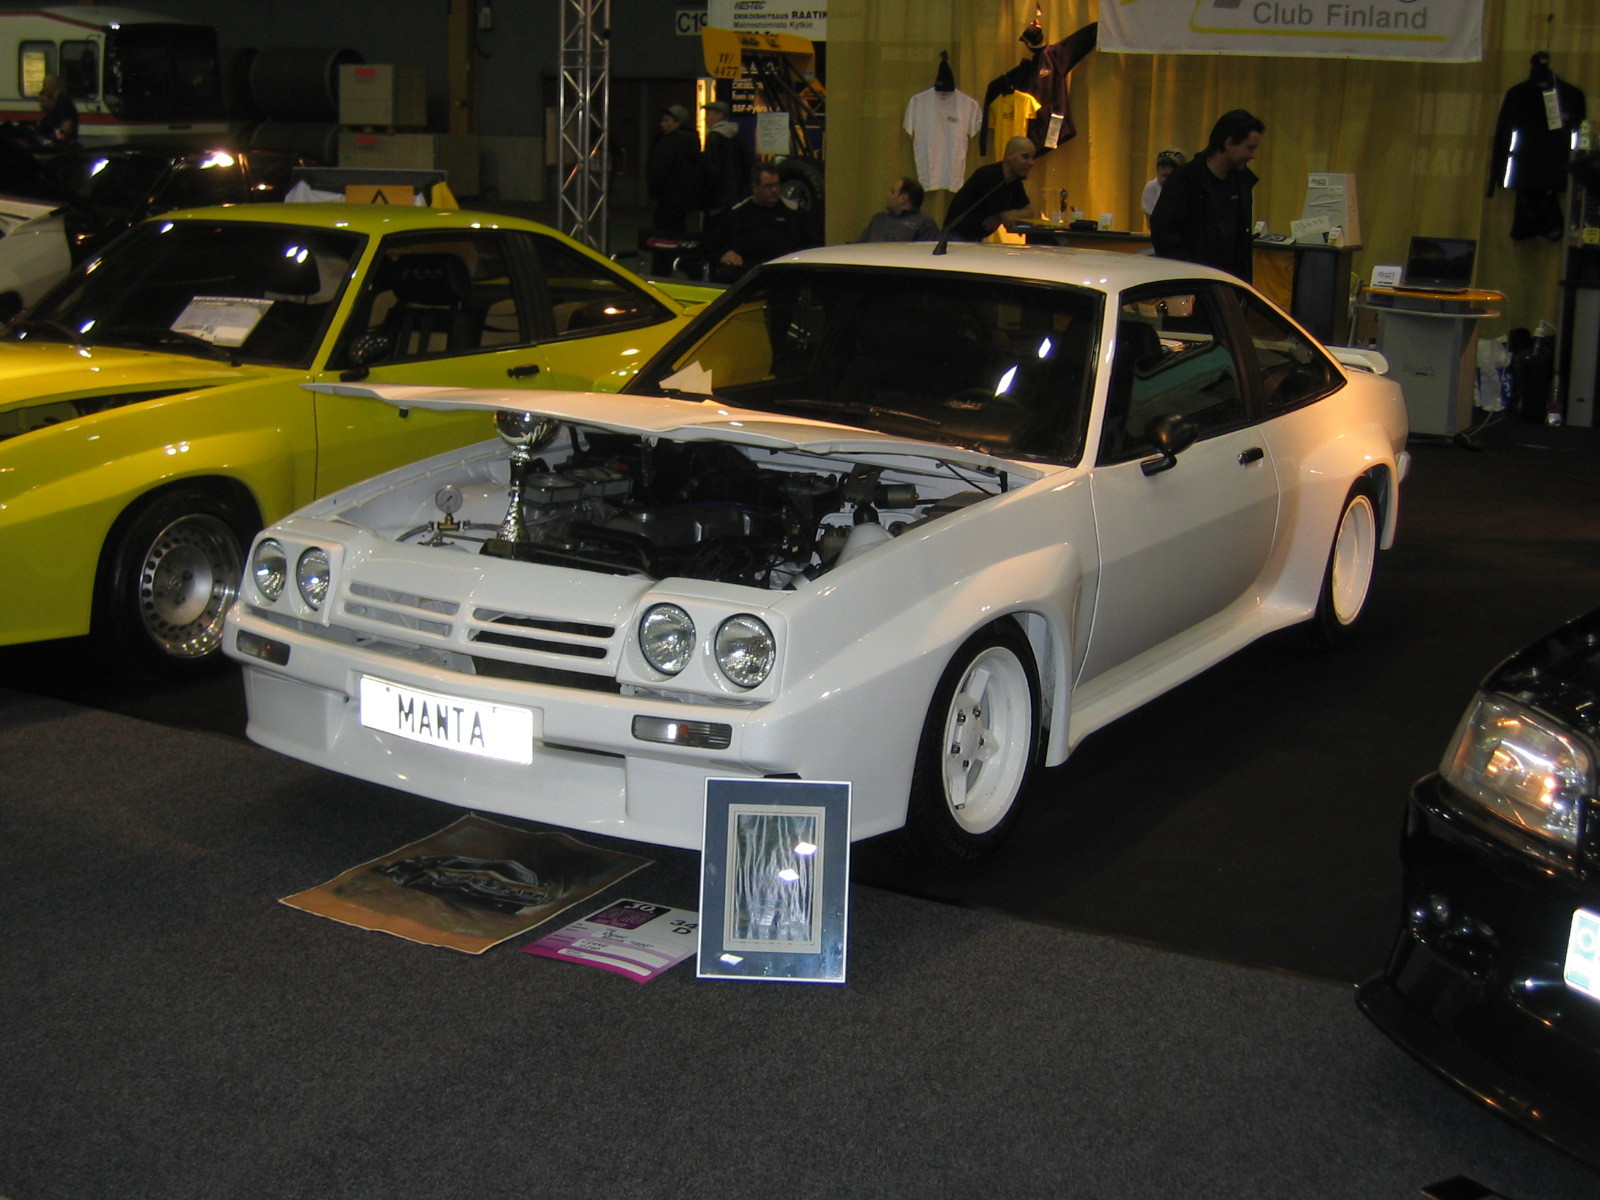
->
[1303,477,1379,648]
[92,486,255,678]
[894,621,1040,868]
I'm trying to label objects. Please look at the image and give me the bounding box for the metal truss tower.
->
[556,0,611,253]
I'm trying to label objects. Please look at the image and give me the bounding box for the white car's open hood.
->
[308,382,1048,481]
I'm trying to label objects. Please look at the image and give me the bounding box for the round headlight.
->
[252,538,287,601]
[639,604,695,675]
[296,546,331,610]
[715,615,775,688]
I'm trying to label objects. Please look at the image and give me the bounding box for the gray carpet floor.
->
[3,691,1597,1199]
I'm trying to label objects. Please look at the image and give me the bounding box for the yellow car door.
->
[309,227,695,495]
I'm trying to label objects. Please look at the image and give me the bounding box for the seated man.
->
[857,177,941,243]
[703,164,815,283]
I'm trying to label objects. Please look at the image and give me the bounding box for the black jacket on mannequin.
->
[1489,52,1586,239]
[1490,56,1586,193]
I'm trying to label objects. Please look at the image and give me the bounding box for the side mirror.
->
[339,331,394,381]
[1139,413,1200,476]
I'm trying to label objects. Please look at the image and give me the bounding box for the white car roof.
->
[766,240,1243,293]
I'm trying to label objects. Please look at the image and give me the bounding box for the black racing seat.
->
[382,253,483,356]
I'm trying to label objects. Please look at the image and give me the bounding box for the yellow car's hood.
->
[0,342,275,413]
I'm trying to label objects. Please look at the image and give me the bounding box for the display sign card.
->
[1371,265,1403,289]
[171,297,270,347]
[523,899,699,982]
[1290,215,1331,243]
[698,777,850,983]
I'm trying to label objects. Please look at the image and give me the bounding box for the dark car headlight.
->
[1439,693,1593,850]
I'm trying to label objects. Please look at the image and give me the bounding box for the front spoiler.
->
[1357,973,1600,1172]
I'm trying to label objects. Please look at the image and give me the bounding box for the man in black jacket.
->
[646,104,702,274]
[1150,110,1264,282]
[703,164,813,283]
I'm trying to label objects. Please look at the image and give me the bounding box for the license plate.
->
[1563,908,1600,1002]
[358,676,537,765]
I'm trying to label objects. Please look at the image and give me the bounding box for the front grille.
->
[325,572,624,685]
[469,609,614,659]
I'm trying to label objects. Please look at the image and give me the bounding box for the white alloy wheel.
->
[898,621,1041,867]
[1304,478,1380,648]
[1328,490,1378,627]
[939,644,1035,835]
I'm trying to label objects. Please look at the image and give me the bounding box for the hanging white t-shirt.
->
[903,88,982,192]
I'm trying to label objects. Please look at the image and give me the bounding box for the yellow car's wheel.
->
[93,486,255,677]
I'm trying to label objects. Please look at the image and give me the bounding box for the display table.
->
[1357,286,1503,437]
[1013,224,1358,344]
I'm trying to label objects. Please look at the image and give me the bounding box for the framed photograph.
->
[698,778,850,983]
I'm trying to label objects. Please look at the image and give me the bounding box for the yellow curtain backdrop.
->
[825,1,1600,337]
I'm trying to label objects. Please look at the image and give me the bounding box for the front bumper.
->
[1357,773,1600,1171]
[228,609,917,850]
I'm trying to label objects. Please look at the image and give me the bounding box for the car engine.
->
[387,430,994,591]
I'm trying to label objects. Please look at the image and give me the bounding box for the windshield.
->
[631,264,1101,462]
[10,220,364,368]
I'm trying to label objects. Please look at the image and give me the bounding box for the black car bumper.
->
[1357,773,1600,1171]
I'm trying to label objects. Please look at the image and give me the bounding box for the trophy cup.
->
[484,409,558,557]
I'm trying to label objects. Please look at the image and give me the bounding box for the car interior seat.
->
[380,253,483,357]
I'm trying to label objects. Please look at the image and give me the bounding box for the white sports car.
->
[224,243,1409,866]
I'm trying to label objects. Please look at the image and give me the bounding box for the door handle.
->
[1238,446,1265,465]
[507,363,541,379]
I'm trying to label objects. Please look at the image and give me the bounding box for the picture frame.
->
[698,778,850,983]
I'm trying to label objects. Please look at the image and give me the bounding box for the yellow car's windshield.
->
[12,219,365,368]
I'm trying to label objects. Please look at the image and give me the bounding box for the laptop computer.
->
[1399,236,1476,293]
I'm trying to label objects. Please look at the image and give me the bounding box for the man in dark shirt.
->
[703,164,813,282]
[1149,109,1264,282]
[946,136,1036,242]
[35,75,78,146]
[857,177,941,243]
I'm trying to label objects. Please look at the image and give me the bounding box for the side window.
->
[1235,289,1342,413]
[527,234,670,338]
[340,234,524,366]
[1099,287,1247,464]
[61,41,98,99]
[20,43,55,96]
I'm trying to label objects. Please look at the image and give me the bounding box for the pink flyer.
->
[523,899,699,982]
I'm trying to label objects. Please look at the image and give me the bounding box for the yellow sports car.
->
[0,203,715,674]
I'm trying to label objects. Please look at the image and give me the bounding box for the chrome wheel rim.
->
[137,514,242,659]
[939,646,1033,835]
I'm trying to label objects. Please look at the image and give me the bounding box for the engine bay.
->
[372,429,1000,590]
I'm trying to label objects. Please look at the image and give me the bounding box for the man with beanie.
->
[646,104,702,273]
[700,99,751,227]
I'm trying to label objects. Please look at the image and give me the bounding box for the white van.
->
[0,6,227,145]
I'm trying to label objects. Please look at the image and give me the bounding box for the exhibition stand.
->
[1358,285,1504,437]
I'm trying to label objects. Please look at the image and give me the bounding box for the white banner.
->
[707,1,826,40]
[1100,0,1483,63]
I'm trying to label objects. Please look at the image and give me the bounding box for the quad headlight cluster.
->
[1440,693,1593,851]
[638,602,776,689]
[251,538,332,611]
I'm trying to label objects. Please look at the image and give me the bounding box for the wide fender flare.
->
[1265,420,1401,613]
[769,538,1085,775]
